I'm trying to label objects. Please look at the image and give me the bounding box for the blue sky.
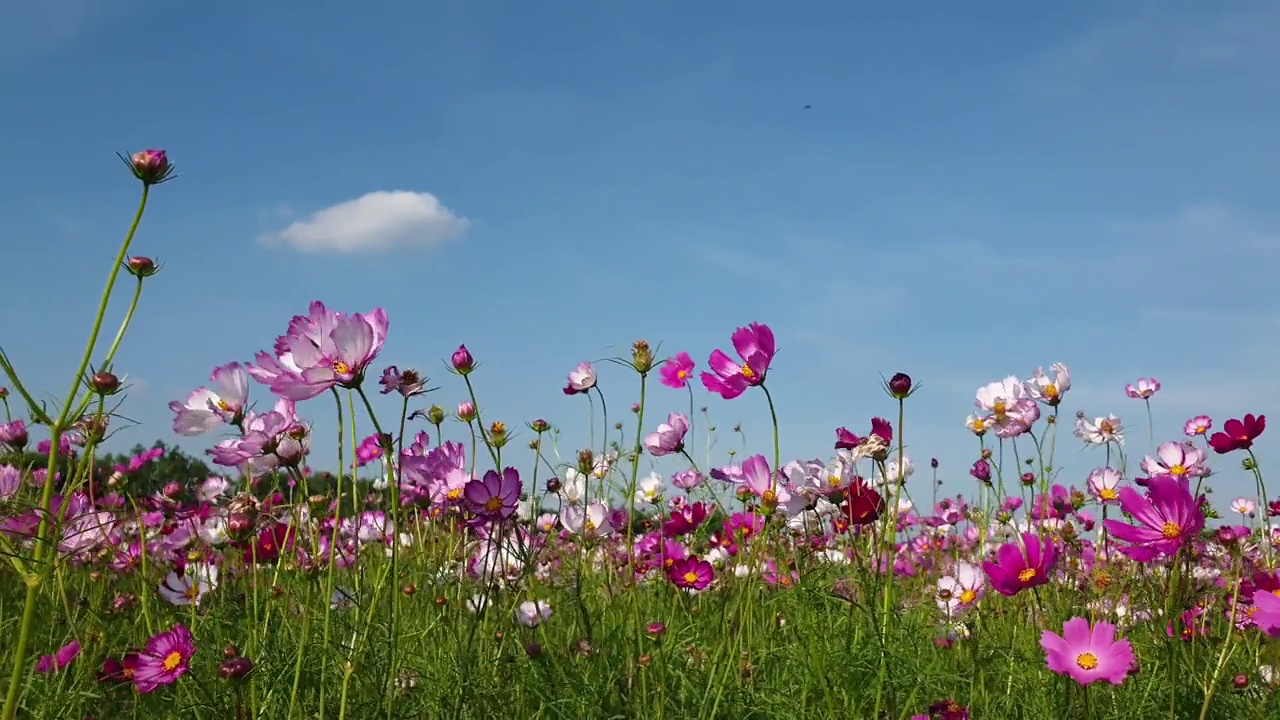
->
[2,1,1278,508]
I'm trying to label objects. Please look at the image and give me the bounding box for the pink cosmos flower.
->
[170,362,249,436]
[35,640,81,673]
[0,419,27,449]
[981,533,1058,596]
[0,464,19,501]
[1075,414,1124,446]
[1124,378,1160,399]
[643,413,689,457]
[1141,441,1209,479]
[249,301,389,401]
[132,623,195,694]
[700,322,775,400]
[667,556,714,591]
[1252,589,1280,637]
[670,468,702,490]
[1086,467,1123,504]
[207,399,309,473]
[465,468,522,520]
[563,362,597,395]
[1184,415,1212,438]
[1103,474,1205,562]
[659,352,696,389]
[741,454,790,508]
[1040,617,1135,686]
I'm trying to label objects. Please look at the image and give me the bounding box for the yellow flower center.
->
[1044,384,1058,398]
[184,584,200,600]
[677,370,688,380]
[1161,521,1181,540]
[332,360,351,375]
[1169,465,1186,476]
[682,571,699,585]
[584,520,596,533]
[959,589,977,605]
[1094,571,1112,591]
[740,364,755,380]
[1075,652,1099,670]
[1017,568,1036,583]
[1238,434,1251,442]
[828,475,842,488]
[1272,589,1280,599]
[216,399,232,412]
[1099,420,1115,434]
[162,651,183,672]
[1098,487,1118,501]
[762,490,778,505]
[993,401,1007,420]
[779,574,792,587]
[484,497,503,513]
[972,418,987,431]
[445,488,463,502]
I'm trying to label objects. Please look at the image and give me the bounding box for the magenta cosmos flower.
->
[700,323,775,400]
[659,352,696,389]
[1251,588,1280,637]
[643,413,689,457]
[132,623,195,694]
[170,362,249,436]
[667,556,714,591]
[35,640,81,674]
[249,301,389,401]
[1103,474,1205,562]
[465,467,522,520]
[1208,413,1266,454]
[981,532,1058,596]
[1040,617,1135,686]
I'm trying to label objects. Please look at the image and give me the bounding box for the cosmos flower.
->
[158,563,219,606]
[169,362,249,436]
[562,362,597,395]
[660,352,696,389]
[35,641,80,674]
[667,556,714,591]
[1040,617,1135,686]
[982,533,1058,596]
[465,468,522,520]
[700,323,775,400]
[1103,475,1205,562]
[1140,441,1209,478]
[1085,467,1123,505]
[249,301,389,401]
[1026,363,1071,406]
[1208,414,1266,454]
[1184,415,1212,438]
[935,563,984,617]
[643,413,689,457]
[514,600,553,628]
[132,624,196,694]
[1075,414,1124,446]
[1124,378,1160,400]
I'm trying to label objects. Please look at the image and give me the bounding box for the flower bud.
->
[223,644,239,659]
[886,372,913,399]
[646,622,666,638]
[631,340,654,374]
[524,642,543,659]
[576,449,594,475]
[125,256,160,278]
[123,149,174,186]
[90,371,121,395]
[488,421,508,448]
[0,420,28,450]
[530,418,549,433]
[425,405,445,425]
[217,657,255,682]
[457,401,476,423]
[451,345,475,375]
[1233,674,1249,689]
[545,478,562,493]
[162,481,182,500]
[1020,472,1036,486]
[0,387,8,399]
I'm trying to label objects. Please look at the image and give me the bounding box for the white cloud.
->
[262,191,469,254]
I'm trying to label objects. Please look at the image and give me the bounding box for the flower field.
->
[1,151,1278,719]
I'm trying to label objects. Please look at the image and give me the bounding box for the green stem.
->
[317,390,343,720]
[2,185,149,720]
[759,384,781,491]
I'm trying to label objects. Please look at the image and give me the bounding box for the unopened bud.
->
[427,405,446,425]
[886,372,913,399]
[123,148,174,186]
[217,657,254,682]
[90,371,121,395]
[631,340,654,374]
[576,449,594,475]
[125,256,160,278]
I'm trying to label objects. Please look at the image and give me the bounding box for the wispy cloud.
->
[261,191,469,255]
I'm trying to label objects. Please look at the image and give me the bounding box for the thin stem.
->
[3,185,150,720]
